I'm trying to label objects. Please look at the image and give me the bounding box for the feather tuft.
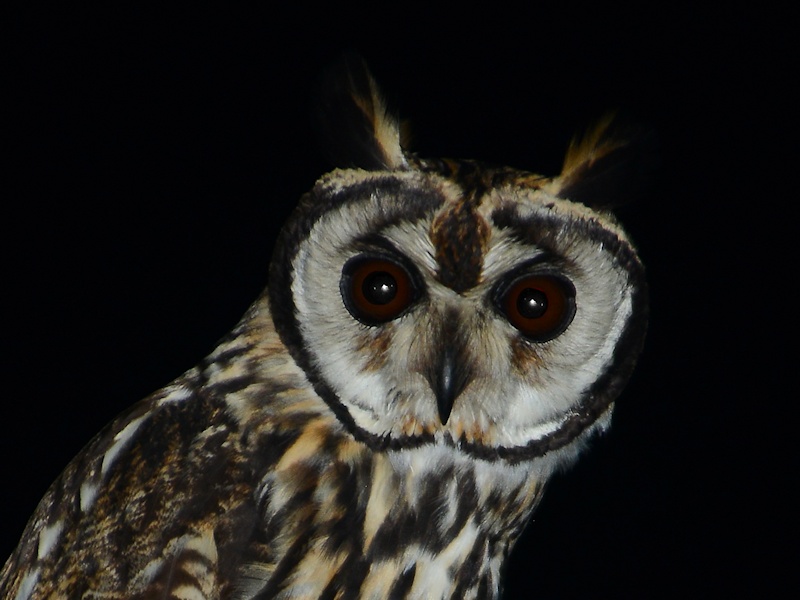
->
[316,54,407,171]
[551,114,659,209]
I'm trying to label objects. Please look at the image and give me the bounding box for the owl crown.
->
[315,53,658,209]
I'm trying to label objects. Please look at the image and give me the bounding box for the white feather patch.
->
[36,520,64,559]
[79,480,100,512]
[157,385,192,406]
[101,413,148,477]
[13,568,40,600]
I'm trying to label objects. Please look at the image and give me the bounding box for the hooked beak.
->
[428,342,472,425]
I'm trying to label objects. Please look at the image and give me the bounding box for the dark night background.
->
[2,5,794,598]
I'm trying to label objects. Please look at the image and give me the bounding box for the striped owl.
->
[1,56,648,599]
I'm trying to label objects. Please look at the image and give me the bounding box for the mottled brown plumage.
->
[1,57,647,599]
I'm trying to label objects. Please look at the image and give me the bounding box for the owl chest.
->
[248,444,541,599]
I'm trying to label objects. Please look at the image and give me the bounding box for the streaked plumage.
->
[1,56,648,599]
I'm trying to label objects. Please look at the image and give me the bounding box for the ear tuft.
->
[551,114,659,209]
[315,54,407,171]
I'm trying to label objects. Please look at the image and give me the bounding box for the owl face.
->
[270,165,646,461]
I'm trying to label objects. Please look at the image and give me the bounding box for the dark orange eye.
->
[497,273,576,342]
[341,256,418,325]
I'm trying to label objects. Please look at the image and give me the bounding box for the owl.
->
[1,56,648,599]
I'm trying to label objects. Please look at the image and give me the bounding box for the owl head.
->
[269,56,648,462]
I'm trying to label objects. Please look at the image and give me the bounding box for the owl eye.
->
[341,256,418,325]
[497,273,576,342]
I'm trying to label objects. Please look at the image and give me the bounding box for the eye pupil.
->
[362,272,397,305]
[496,272,576,342]
[516,288,548,319]
[341,255,419,325]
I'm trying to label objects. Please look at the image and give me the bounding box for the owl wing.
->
[0,368,263,599]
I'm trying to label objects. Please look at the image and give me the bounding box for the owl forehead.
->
[312,168,577,293]
[428,187,491,293]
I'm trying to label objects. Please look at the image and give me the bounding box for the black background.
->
[3,5,793,598]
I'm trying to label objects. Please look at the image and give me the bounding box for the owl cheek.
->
[353,328,392,372]
[510,336,546,374]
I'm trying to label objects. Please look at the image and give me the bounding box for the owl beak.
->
[430,344,470,425]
